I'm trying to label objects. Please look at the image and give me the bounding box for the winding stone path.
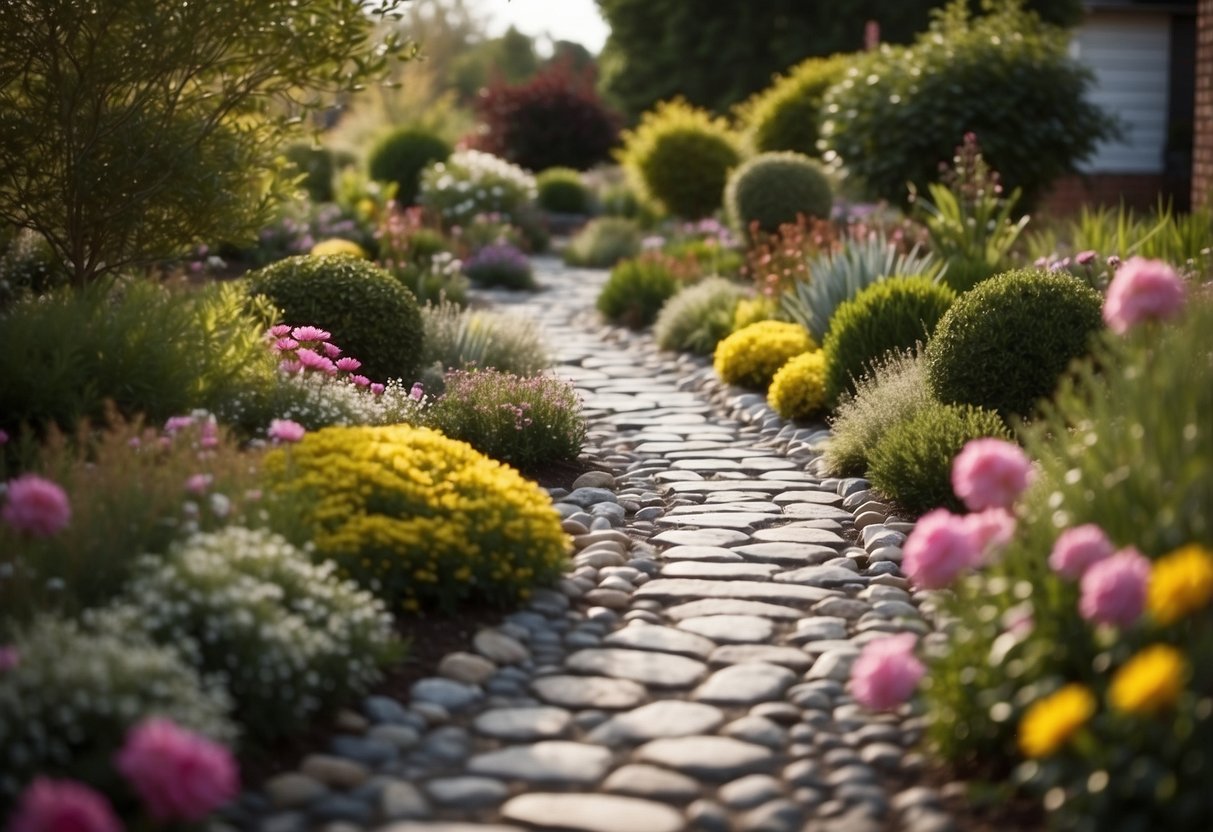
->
[221,257,961,832]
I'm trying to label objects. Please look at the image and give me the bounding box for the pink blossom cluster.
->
[1102,256,1186,334]
[2,474,71,538]
[267,324,382,394]
[849,633,925,711]
[1047,523,1149,628]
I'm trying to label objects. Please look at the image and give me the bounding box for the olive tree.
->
[0,0,412,285]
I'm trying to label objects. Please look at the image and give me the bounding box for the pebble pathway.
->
[220,257,963,832]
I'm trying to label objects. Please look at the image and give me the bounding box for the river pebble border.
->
[217,257,963,832]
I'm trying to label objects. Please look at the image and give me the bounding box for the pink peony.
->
[2,474,71,537]
[267,419,306,443]
[8,778,122,832]
[951,438,1034,511]
[184,474,212,495]
[115,718,238,822]
[1049,524,1115,580]
[291,326,330,342]
[964,508,1016,563]
[268,324,292,338]
[849,633,925,711]
[321,342,342,359]
[1103,256,1186,334]
[370,383,385,396]
[350,374,371,388]
[902,508,977,589]
[0,645,19,672]
[335,357,361,373]
[1079,547,1150,627]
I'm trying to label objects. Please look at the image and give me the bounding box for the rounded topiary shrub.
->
[925,268,1104,419]
[736,54,851,157]
[618,98,742,219]
[725,151,833,234]
[368,127,452,206]
[248,255,424,384]
[867,400,1010,515]
[536,167,592,214]
[264,425,571,612]
[822,275,956,406]
[654,276,747,355]
[714,320,816,391]
[768,350,828,421]
[596,256,680,329]
[284,142,336,203]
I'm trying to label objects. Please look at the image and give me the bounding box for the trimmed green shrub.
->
[735,55,850,157]
[768,350,828,421]
[617,98,742,219]
[563,217,643,268]
[823,349,934,478]
[725,151,833,234]
[264,424,571,612]
[427,370,587,470]
[867,400,1010,515]
[596,255,680,329]
[0,614,236,801]
[419,299,549,391]
[284,142,336,203]
[925,268,1104,419]
[654,277,747,355]
[367,127,452,206]
[714,320,816,390]
[248,254,424,384]
[820,2,1115,207]
[822,275,955,405]
[100,527,399,742]
[536,167,592,214]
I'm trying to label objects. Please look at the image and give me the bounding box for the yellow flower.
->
[1148,544,1213,626]
[768,350,827,420]
[310,238,367,259]
[1109,644,1187,714]
[1018,683,1096,758]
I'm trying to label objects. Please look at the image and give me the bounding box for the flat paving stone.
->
[588,700,726,743]
[603,764,701,803]
[651,528,751,547]
[655,513,773,530]
[661,561,780,580]
[380,824,524,832]
[665,599,805,620]
[659,545,744,562]
[693,663,798,706]
[472,707,572,741]
[635,579,838,606]
[501,793,684,832]
[751,526,848,546]
[774,565,868,587]
[636,441,729,453]
[604,624,717,659]
[666,502,781,515]
[671,459,744,471]
[423,776,509,807]
[731,542,840,565]
[635,736,775,780]
[789,617,850,643]
[467,742,612,784]
[740,458,799,471]
[677,615,775,644]
[531,675,648,709]
[773,491,843,505]
[663,480,814,494]
[709,645,813,670]
[566,648,708,687]
[781,503,855,521]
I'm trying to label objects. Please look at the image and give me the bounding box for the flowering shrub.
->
[263,424,571,611]
[427,370,586,471]
[767,350,828,421]
[243,202,373,268]
[0,615,235,802]
[713,321,816,391]
[462,243,535,290]
[374,205,469,306]
[418,149,537,228]
[563,217,643,268]
[419,300,549,391]
[596,255,681,329]
[741,215,835,297]
[653,276,747,355]
[98,527,399,741]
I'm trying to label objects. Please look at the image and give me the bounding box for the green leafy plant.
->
[284,142,337,203]
[563,217,643,268]
[247,254,424,383]
[596,255,680,328]
[725,152,834,235]
[0,229,69,308]
[662,238,744,279]
[867,400,1009,515]
[654,276,747,354]
[822,276,955,405]
[536,167,593,214]
[925,268,1104,419]
[368,126,452,207]
[781,232,940,343]
[419,299,550,391]
[768,349,828,421]
[734,54,850,157]
[713,320,816,390]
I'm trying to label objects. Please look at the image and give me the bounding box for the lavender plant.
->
[462,242,536,290]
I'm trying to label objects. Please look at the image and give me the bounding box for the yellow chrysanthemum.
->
[1109,644,1187,715]
[768,350,827,420]
[1018,683,1096,758]
[310,238,367,259]
[713,320,816,390]
[1148,544,1213,626]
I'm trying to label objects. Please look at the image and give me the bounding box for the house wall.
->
[1195,0,1213,206]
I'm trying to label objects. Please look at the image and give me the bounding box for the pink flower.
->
[321,342,342,359]
[964,508,1016,563]
[278,359,303,375]
[267,419,306,443]
[1103,256,1186,334]
[273,337,299,352]
[370,383,385,396]
[1075,250,1098,266]
[291,326,331,342]
[0,646,19,672]
[902,508,977,589]
[199,421,219,450]
[335,357,361,373]
[1079,547,1150,627]
[115,718,239,822]
[164,415,195,434]
[350,374,371,388]
[295,348,330,372]
[1049,524,1115,580]
[849,633,925,711]
[268,324,292,338]
[2,474,71,537]
[951,438,1034,511]
[410,382,424,401]
[184,474,212,494]
[8,778,122,832]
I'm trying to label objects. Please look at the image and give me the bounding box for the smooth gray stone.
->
[651,528,751,547]
[328,735,397,766]
[566,648,708,687]
[671,459,744,472]
[666,599,804,620]
[718,774,784,810]
[739,798,804,832]
[693,662,797,706]
[604,623,717,658]
[636,736,775,780]
[813,597,872,620]
[263,773,327,809]
[472,707,572,741]
[473,629,530,664]
[806,648,860,680]
[678,615,775,644]
[663,480,820,493]
[655,470,708,482]
[660,545,744,562]
[666,501,781,515]
[501,793,684,832]
[751,526,847,546]
[731,542,839,565]
[772,491,842,505]
[379,824,524,832]
[467,742,612,784]
[309,794,372,824]
[635,579,837,605]
[655,513,771,529]
[573,471,617,489]
[790,616,849,643]
[362,696,413,726]
[589,700,726,744]
[774,565,868,588]
[662,561,780,580]
[531,675,648,710]
[750,702,802,724]
[564,487,620,507]
[722,715,787,749]
[423,776,509,808]
[709,644,811,670]
[603,764,701,803]
[687,799,731,832]
[780,503,854,521]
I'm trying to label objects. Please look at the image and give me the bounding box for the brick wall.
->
[1195,0,1213,208]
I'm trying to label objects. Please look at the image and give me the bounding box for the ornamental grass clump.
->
[653,277,747,355]
[419,300,549,391]
[97,527,399,742]
[713,320,816,391]
[596,255,680,329]
[462,242,536,290]
[263,424,571,612]
[427,370,586,471]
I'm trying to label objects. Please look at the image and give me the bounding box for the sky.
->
[467,0,610,54]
